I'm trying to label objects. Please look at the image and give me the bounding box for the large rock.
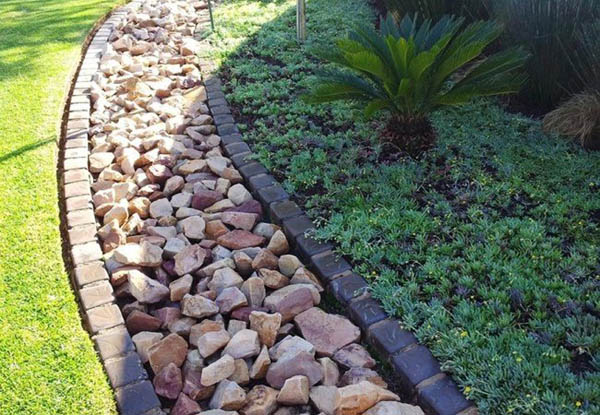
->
[249,311,281,347]
[149,198,173,218]
[241,276,266,307]
[209,380,246,411]
[266,230,289,255]
[270,336,315,361]
[216,287,248,313]
[153,362,183,399]
[148,333,188,374]
[227,184,252,205]
[208,267,244,294]
[249,345,271,380]
[171,392,201,415]
[223,329,260,359]
[181,294,219,318]
[174,244,207,276]
[128,271,169,304]
[180,215,206,239]
[114,242,163,267]
[217,230,265,250]
[242,385,278,415]
[201,355,236,386]
[197,329,231,358]
[319,357,341,386]
[265,351,323,389]
[363,401,424,415]
[340,367,387,388]
[310,385,341,415]
[263,285,318,322]
[333,343,376,369]
[132,331,163,363]
[336,381,400,415]
[192,189,223,210]
[294,307,360,357]
[221,211,258,231]
[277,375,309,405]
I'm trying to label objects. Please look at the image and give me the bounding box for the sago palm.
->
[304,14,529,152]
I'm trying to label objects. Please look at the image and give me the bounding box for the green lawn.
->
[206,1,600,414]
[0,0,120,413]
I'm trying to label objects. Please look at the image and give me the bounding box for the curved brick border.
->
[58,2,477,415]
[194,43,478,415]
[60,3,164,415]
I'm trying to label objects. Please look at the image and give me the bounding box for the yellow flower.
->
[464,386,472,393]
[460,331,468,337]
[576,401,582,408]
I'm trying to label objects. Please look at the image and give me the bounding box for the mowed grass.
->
[206,1,600,413]
[0,0,120,413]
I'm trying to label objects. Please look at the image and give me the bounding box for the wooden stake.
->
[297,0,306,43]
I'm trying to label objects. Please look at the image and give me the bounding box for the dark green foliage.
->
[501,0,600,110]
[305,14,528,127]
[568,21,600,92]
[382,0,493,21]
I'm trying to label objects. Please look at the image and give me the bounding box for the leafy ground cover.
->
[0,0,120,413]
[206,1,600,413]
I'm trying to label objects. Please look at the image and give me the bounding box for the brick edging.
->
[195,56,478,415]
[60,4,163,415]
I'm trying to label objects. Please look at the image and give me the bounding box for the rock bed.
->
[85,0,424,414]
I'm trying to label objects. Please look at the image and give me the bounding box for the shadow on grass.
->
[0,138,55,163]
[0,0,117,82]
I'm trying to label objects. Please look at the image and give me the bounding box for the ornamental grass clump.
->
[543,92,600,149]
[304,14,528,155]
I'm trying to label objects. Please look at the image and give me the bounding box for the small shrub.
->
[500,0,600,110]
[304,14,528,154]
[543,92,600,149]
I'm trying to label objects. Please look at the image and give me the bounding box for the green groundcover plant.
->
[206,0,600,413]
[304,14,528,153]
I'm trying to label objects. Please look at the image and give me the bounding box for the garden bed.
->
[205,0,600,414]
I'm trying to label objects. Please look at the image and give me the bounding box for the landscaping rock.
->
[336,381,400,415]
[277,375,309,405]
[223,329,260,359]
[265,351,323,389]
[114,242,163,267]
[333,343,376,369]
[201,355,236,386]
[181,294,219,319]
[209,380,246,411]
[242,385,278,415]
[249,311,281,347]
[148,333,188,374]
[153,362,183,399]
[129,271,169,304]
[294,308,360,357]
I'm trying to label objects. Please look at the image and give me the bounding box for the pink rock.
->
[230,306,269,322]
[148,333,188,374]
[264,285,315,323]
[226,199,263,216]
[147,164,173,185]
[182,367,215,401]
[221,211,259,231]
[191,189,223,210]
[266,351,323,389]
[153,362,182,399]
[217,230,265,250]
[333,343,376,369]
[294,307,360,357]
[125,310,162,334]
[171,393,201,415]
